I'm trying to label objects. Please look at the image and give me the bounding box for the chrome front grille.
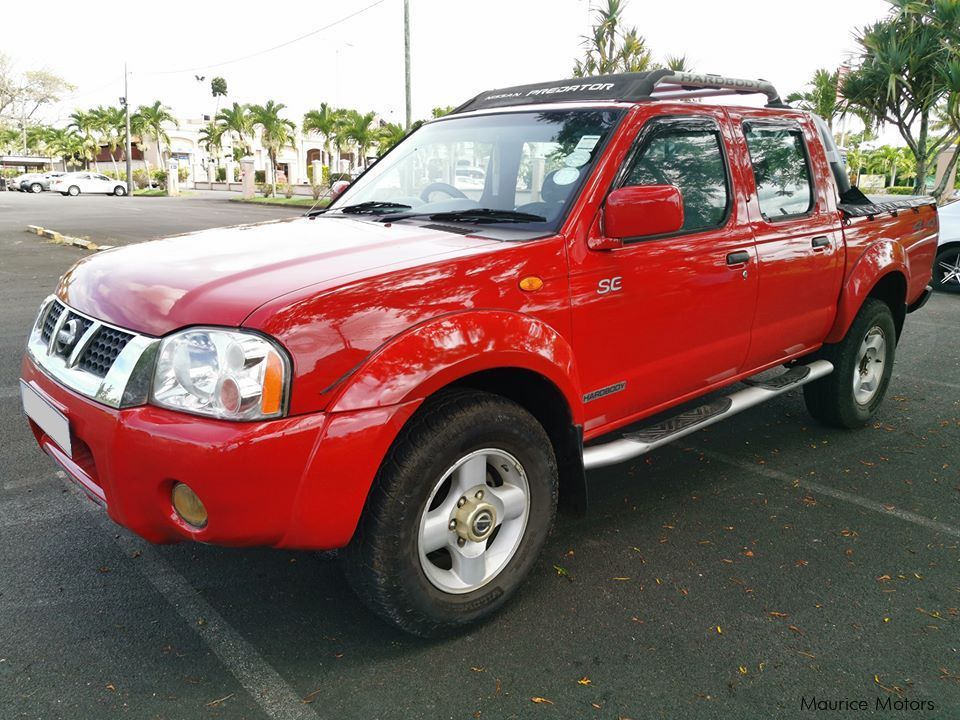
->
[26,297,159,408]
[77,325,135,378]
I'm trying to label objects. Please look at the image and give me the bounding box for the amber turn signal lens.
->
[172,482,208,528]
[260,352,284,415]
[519,276,544,292]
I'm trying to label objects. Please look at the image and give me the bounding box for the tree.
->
[211,77,227,100]
[841,0,960,200]
[248,100,297,195]
[377,122,407,156]
[133,101,177,178]
[90,105,125,175]
[302,103,340,179]
[198,121,223,163]
[215,102,252,158]
[573,0,653,77]
[342,110,379,170]
[787,69,841,129]
[431,106,455,118]
[663,55,692,72]
[0,53,73,142]
[67,110,100,170]
[44,127,85,170]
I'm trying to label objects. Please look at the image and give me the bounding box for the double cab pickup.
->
[21,71,938,635]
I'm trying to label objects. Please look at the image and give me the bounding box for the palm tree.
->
[377,122,407,157]
[0,126,20,153]
[663,55,691,72]
[215,102,252,158]
[68,109,100,170]
[573,0,653,77]
[303,103,342,179]
[90,105,125,176]
[787,69,841,129]
[342,110,378,170]
[248,101,297,195]
[198,121,223,161]
[133,101,177,179]
[44,128,85,170]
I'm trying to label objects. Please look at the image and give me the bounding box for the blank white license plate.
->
[20,380,72,457]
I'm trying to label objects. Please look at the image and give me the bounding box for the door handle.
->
[811,236,830,249]
[726,251,751,266]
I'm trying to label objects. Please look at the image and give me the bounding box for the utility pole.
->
[404,0,411,129]
[123,63,133,195]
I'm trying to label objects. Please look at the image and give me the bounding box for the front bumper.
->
[21,355,421,549]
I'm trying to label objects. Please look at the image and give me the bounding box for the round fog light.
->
[172,482,208,528]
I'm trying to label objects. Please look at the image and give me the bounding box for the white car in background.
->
[936,200,960,293]
[50,172,127,197]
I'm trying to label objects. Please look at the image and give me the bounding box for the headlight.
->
[151,328,289,420]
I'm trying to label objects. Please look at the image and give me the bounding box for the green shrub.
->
[216,167,226,182]
[177,166,189,183]
[284,183,294,199]
[257,182,274,197]
[322,166,330,187]
[311,183,323,201]
[329,172,351,183]
[132,169,150,189]
[886,186,917,195]
[255,170,266,184]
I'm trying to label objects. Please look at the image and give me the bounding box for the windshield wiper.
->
[381,208,547,224]
[338,201,412,215]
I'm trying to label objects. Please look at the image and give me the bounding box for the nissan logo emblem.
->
[56,319,81,352]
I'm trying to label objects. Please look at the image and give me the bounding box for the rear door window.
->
[743,125,813,220]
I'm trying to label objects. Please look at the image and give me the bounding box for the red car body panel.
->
[22,97,937,550]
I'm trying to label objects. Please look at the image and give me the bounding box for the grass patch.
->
[133,188,195,197]
[229,196,329,208]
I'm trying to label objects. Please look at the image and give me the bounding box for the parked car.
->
[20,172,67,193]
[50,172,127,196]
[935,199,960,292]
[11,173,45,192]
[20,71,938,636]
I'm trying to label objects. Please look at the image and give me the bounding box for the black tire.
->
[67,186,80,197]
[113,185,127,196]
[342,389,558,637]
[30,183,42,193]
[934,246,960,293]
[803,298,896,428]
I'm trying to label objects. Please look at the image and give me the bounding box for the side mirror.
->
[592,185,684,249]
[330,180,350,201]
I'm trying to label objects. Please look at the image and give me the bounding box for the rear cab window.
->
[743,123,814,220]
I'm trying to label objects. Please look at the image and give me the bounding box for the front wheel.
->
[934,247,960,293]
[342,390,558,636]
[803,298,896,428]
[30,183,42,193]
[113,185,127,196]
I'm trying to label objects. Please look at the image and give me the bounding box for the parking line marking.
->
[697,450,960,539]
[71,487,320,720]
[893,374,960,392]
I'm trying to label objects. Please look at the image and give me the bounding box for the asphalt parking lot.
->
[0,190,958,719]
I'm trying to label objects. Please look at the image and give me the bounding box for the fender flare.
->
[327,309,584,425]
[825,239,908,344]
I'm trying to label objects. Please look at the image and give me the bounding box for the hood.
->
[57,216,500,336]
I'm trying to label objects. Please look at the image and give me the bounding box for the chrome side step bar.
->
[582,360,834,470]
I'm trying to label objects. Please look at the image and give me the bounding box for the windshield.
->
[330,108,624,230]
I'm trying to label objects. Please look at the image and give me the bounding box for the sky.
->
[4,0,893,133]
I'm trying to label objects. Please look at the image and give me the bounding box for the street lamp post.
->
[404,0,411,129]
[123,63,132,195]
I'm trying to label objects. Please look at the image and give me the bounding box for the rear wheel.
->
[934,247,960,293]
[342,389,558,636]
[67,185,80,197]
[803,298,896,428]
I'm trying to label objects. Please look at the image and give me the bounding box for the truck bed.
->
[839,195,939,304]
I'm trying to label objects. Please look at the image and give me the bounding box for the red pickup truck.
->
[21,71,938,635]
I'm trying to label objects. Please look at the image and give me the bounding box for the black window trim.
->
[609,115,734,244]
[742,119,816,223]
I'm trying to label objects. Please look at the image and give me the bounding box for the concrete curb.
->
[26,226,113,252]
